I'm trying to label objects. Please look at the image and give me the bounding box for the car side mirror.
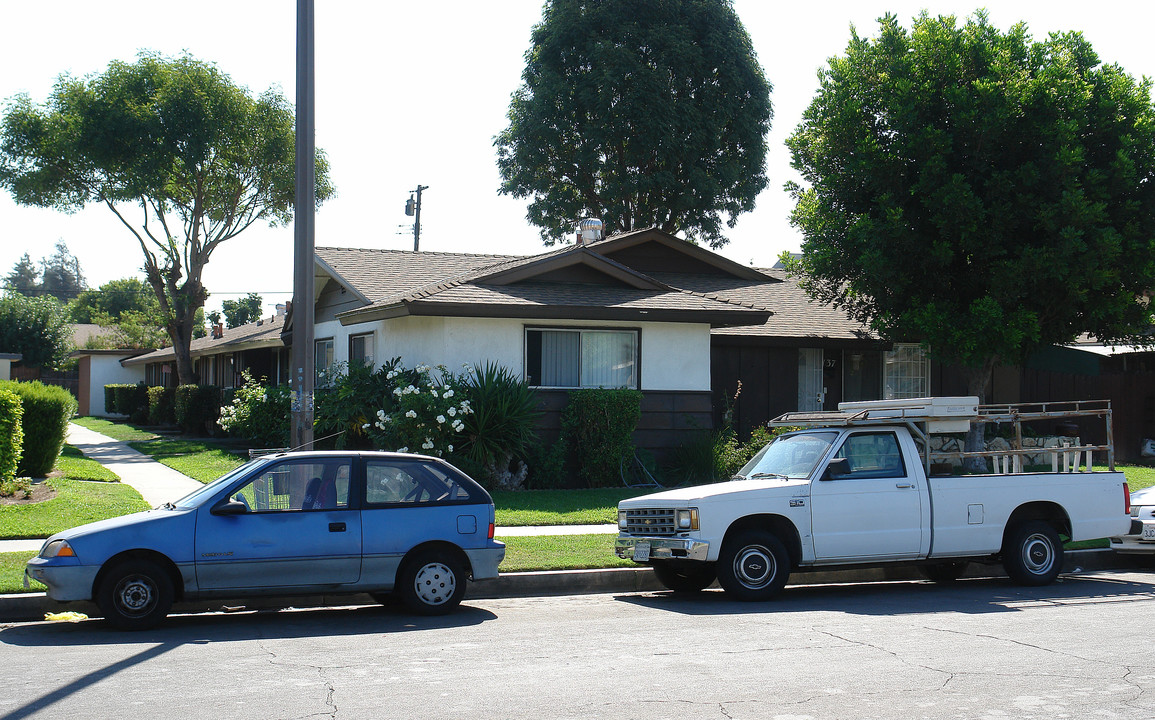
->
[821,457,850,481]
[211,499,247,516]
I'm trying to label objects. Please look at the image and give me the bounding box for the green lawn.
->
[0,478,149,540]
[54,445,119,483]
[70,416,158,442]
[0,552,42,594]
[497,533,635,572]
[126,438,247,484]
[492,488,652,526]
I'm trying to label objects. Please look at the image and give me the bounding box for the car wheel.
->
[652,562,716,592]
[921,561,970,583]
[96,558,174,631]
[1003,521,1063,586]
[369,592,401,607]
[398,548,467,616]
[716,530,790,601]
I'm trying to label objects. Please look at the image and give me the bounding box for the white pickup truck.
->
[615,397,1131,600]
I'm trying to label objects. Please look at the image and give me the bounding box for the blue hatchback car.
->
[26,451,505,629]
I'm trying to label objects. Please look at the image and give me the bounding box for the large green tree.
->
[3,253,39,296]
[71,277,161,325]
[495,0,772,248]
[787,12,1155,410]
[0,52,334,384]
[39,240,86,302]
[221,292,263,328]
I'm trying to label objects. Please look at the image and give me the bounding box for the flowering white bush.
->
[367,363,472,457]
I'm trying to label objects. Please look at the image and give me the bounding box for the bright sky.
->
[1,1,1152,317]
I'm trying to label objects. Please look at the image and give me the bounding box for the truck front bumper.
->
[615,536,710,562]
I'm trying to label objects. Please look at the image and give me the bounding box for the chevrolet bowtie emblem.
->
[644,519,652,525]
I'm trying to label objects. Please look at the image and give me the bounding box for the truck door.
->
[810,431,923,561]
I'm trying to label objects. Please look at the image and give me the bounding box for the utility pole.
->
[290,0,315,450]
[405,184,429,251]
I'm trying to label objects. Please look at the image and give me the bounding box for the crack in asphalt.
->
[258,642,340,719]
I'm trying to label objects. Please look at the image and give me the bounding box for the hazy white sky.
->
[1,1,1152,316]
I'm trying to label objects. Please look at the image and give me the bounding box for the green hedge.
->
[561,388,643,488]
[147,386,177,426]
[175,384,222,436]
[0,380,76,478]
[0,388,23,481]
[104,383,149,421]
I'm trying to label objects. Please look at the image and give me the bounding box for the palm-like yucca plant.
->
[461,363,541,490]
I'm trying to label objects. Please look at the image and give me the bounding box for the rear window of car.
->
[365,459,473,505]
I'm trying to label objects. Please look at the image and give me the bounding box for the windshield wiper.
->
[161,502,176,510]
[749,472,790,480]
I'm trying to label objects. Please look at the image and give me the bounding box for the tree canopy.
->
[786,12,1155,396]
[71,277,161,325]
[4,241,86,302]
[3,253,39,296]
[0,292,71,369]
[222,292,263,328]
[0,52,334,383]
[495,0,772,248]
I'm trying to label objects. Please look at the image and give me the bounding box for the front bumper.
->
[25,557,100,602]
[615,535,710,562]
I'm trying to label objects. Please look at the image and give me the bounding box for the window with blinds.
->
[525,328,638,389]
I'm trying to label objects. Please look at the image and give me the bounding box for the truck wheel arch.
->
[1002,502,1072,548]
[722,515,802,568]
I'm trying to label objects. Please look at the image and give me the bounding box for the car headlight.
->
[40,539,76,559]
[676,508,699,531]
[618,510,628,529]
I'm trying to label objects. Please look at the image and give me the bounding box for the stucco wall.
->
[335,316,711,392]
[86,355,146,416]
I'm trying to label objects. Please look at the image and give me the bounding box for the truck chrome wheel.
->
[716,530,790,601]
[1003,521,1063,586]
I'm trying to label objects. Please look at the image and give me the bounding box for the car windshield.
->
[735,431,838,480]
[171,457,271,509]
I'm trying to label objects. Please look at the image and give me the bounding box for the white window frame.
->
[883,343,930,399]
[349,332,375,368]
[524,327,640,389]
[315,338,334,378]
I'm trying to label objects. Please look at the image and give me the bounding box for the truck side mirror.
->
[822,457,850,481]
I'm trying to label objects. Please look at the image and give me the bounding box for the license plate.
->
[1143,525,1155,541]
[632,542,651,562]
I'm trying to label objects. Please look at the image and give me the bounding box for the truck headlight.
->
[676,508,699,531]
[618,510,628,529]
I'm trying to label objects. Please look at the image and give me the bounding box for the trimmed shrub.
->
[217,371,291,448]
[561,388,643,488]
[175,384,222,436]
[0,380,77,477]
[0,387,23,481]
[147,386,177,426]
[104,384,118,415]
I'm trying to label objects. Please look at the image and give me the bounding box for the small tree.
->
[3,253,39,296]
[0,52,334,384]
[222,293,264,328]
[495,0,773,248]
[0,292,71,369]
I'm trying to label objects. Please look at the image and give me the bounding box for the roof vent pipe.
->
[576,218,604,245]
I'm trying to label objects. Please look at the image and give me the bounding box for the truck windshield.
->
[735,431,838,480]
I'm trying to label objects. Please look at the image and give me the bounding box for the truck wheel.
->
[398,548,466,616]
[652,562,716,592]
[717,530,790,601]
[1003,521,1063,586]
[96,558,174,631]
[921,561,969,583]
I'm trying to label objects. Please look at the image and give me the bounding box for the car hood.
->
[620,478,807,507]
[48,506,195,543]
[1131,485,1155,508]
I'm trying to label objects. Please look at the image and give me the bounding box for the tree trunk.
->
[962,358,997,473]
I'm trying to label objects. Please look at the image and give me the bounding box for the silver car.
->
[1110,485,1155,555]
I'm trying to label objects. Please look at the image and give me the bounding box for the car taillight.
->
[1124,483,1131,515]
[488,522,495,540]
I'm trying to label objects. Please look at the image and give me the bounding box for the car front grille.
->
[623,508,677,536]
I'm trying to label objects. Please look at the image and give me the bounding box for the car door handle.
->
[895,483,915,489]
[329,522,346,532]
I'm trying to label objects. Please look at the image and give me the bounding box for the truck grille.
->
[623,508,677,536]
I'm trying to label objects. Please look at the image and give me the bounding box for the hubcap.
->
[1022,533,1055,574]
[116,575,156,616]
[733,545,775,589]
[413,562,456,606]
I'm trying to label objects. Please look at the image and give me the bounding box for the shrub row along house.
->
[100,229,1154,461]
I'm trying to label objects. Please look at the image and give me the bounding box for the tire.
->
[398,548,467,616]
[716,530,790,601]
[921,561,970,584]
[1003,521,1064,586]
[369,592,401,607]
[652,562,716,592]
[96,558,174,631]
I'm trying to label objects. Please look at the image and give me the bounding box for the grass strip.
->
[55,445,119,483]
[0,552,42,594]
[127,439,247,485]
[492,488,652,526]
[70,416,158,442]
[497,533,635,572]
[0,478,149,540]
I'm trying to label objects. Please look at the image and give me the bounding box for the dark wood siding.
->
[711,344,797,439]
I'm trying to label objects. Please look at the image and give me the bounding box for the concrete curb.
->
[2,549,1141,624]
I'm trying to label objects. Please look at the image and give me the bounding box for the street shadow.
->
[614,571,1155,617]
[0,601,497,649]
